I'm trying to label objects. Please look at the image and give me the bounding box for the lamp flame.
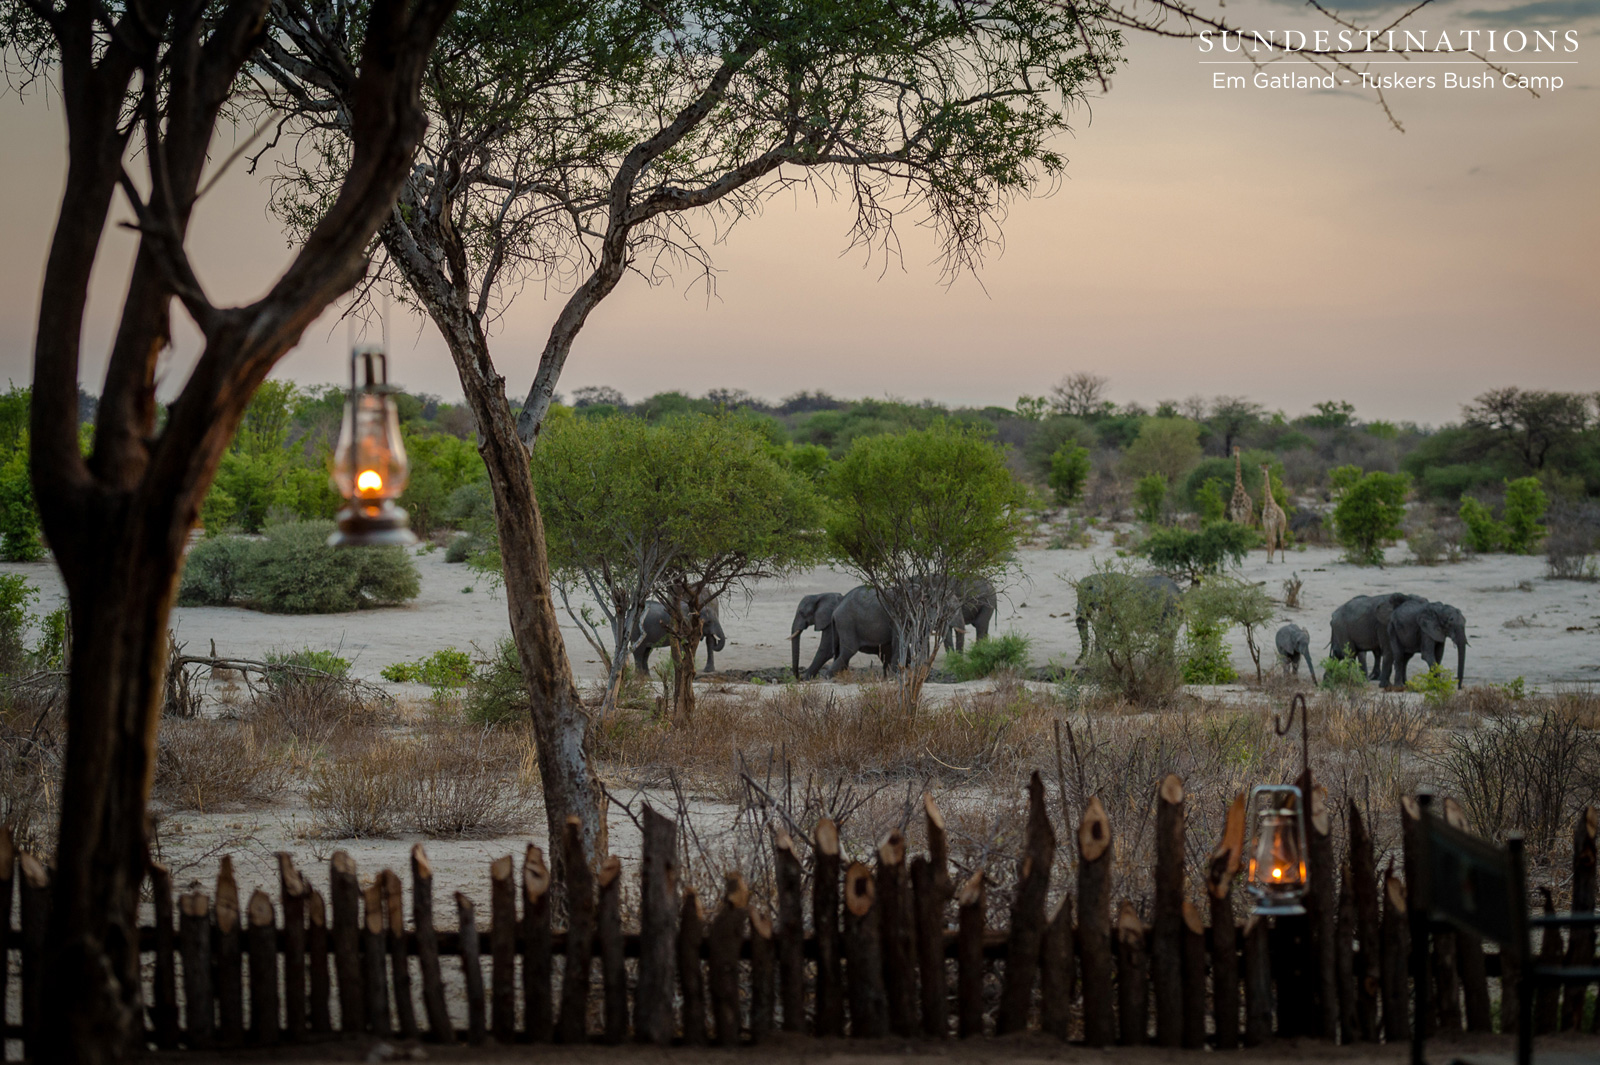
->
[357,470,384,493]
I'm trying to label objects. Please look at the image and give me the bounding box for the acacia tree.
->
[825,423,1024,711]
[4,0,453,1054]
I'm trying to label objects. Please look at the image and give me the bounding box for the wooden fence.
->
[2,771,1595,1054]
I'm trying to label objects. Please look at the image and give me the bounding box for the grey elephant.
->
[1328,592,1425,680]
[1275,623,1317,683]
[1074,573,1183,662]
[1382,600,1467,688]
[790,592,844,679]
[818,585,897,679]
[944,577,998,652]
[632,599,726,673]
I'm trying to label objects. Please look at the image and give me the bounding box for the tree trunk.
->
[381,220,606,866]
[667,614,704,727]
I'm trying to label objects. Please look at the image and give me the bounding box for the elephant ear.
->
[1420,608,1447,643]
[815,597,840,629]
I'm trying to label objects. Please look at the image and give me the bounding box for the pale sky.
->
[2,0,1596,426]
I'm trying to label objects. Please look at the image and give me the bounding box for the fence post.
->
[1348,801,1382,1042]
[178,886,213,1049]
[678,887,708,1045]
[636,809,677,1045]
[558,818,596,1044]
[1304,780,1340,1039]
[490,855,516,1043]
[150,861,180,1049]
[915,793,952,1038]
[1116,899,1150,1045]
[1336,863,1360,1042]
[458,892,487,1045]
[1243,912,1272,1045]
[1182,900,1207,1048]
[876,831,916,1037]
[1078,796,1115,1047]
[956,869,985,1039]
[361,882,391,1037]
[750,906,776,1042]
[1152,773,1186,1047]
[277,853,308,1042]
[1380,869,1411,1042]
[247,890,280,1046]
[216,857,243,1047]
[598,855,627,1044]
[774,829,805,1033]
[412,846,453,1042]
[999,771,1056,1035]
[521,844,553,1043]
[1208,792,1245,1050]
[381,869,418,1039]
[330,850,364,1034]
[813,818,844,1037]
[843,862,888,1038]
[1561,807,1597,1031]
[1039,894,1075,1040]
[307,890,332,1034]
[709,872,749,1046]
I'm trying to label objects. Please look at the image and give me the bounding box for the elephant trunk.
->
[1305,644,1317,685]
[1456,636,1466,690]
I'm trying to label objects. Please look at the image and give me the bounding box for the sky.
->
[1,0,1597,427]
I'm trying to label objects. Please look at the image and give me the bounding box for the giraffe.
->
[1260,463,1288,563]
[1227,447,1254,526]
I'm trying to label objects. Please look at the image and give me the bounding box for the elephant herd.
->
[1327,592,1468,688]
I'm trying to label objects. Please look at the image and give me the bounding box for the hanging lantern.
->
[328,345,417,547]
[1244,784,1309,916]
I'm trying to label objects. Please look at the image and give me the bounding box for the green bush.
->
[943,633,1031,680]
[1134,473,1167,525]
[1330,466,1409,565]
[1405,663,1455,705]
[1048,444,1091,506]
[265,647,352,679]
[1184,575,1273,680]
[1136,522,1258,585]
[1181,619,1237,684]
[178,521,420,613]
[1319,653,1368,691]
[383,647,474,690]
[1076,563,1184,703]
[1195,477,1228,523]
[1501,476,1548,554]
[0,573,37,675]
[33,605,67,670]
[1458,497,1503,553]
[465,640,528,725]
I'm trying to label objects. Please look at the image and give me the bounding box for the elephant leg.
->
[823,635,858,678]
[955,627,966,653]
[805,629,837,681]
[1393,652,1413,687]
[974,606,994,642]
[1288,653,1300,676]
[634,645,652,674]
[1076,617,1090,662]
[704,643,715,672]
[943,627,955,653]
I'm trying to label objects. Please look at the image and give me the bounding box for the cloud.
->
[1461,0,1600,23]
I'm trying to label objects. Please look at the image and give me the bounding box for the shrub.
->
[32,605,67,670]
[382,647,474,696]
[943,633,1031,680]
[307,739,412,837]
[1134,473,1166,525]
[1458,496,1503,553]
[1195,477,1228,523]
[0,573,36,675]
[1330,466,1409,565]
[180,521,420,613]
[1121,417,1202,484]
[1181,619,1237,684]
[1501,476,1548,554]
[406,730,537,838]
[153,720,290,811]
[1048,444,1091,506]
[178,535,255,606]
[1319,653,1368,692]
[1076,563,1183,703]
[1136,522,1258,585]
[266,647,352,679]
[1407,526,1444,566]
[1185,576,1273,680]
[1546,513,1598,580]
[465,639,529,726]
[1405,663,1455,705]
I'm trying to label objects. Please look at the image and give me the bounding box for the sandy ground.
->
[4,529,1596,688]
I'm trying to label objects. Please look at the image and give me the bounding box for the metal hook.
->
[1273,691,1310,779]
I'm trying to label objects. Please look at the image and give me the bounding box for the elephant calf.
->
[632,599,726,673]
[943,577,998,652]
[1275,623,1316,683]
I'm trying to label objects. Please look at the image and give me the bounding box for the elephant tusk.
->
[790,629,804,639]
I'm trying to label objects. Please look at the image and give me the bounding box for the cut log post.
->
[361,882,391,1037]
[956,870,986,1039]
[876,830,917,1037]
[750,906,776,1042]
[1381,871,1411,1043]
[598,855,627,1044]
[1535,887,1562,1034]
[1336,863,1360,1044]
[999,771,1057,1036]
[178,886,213,1049]
[774,829,805,1033]
[814,818,845,1037]
[490,854,516,1043]
[915,793,952,1038]
[248,890,281,1045]
[1152,773,1185,1047]
[637,809,677,1045]
[1302,779,1339,1040]
[710,872,750,1046]
[216,857,244,1046]
[1442,799,1491,1034]
[522,844,554,1043]
[1078,796,1115,1048]
[308,890,332,1034]
[412,845,453,1043]
[1348,801,1382,1042]
[843,861,889,1038]
[1116,900,1150,1046]
[277,854,308,1042]
[678,887,708,1045]
[0,830,10,1049]
[151,861,181,1049]
[1242,914,1272,1046]
[330,850,364,1034]
[1208,792,1245,1050]
[383,869,418,1040]
[1562,807,1597,1032]
[559,818,596,1043]
[1039,894,1075,1040]
[458,892,487,1045]
[1181,901,1206,1049]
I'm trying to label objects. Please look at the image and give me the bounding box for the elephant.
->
[1275,623,1317,683]
[818,585,897,679]
[1074,573,1183,662]
[1328,592,1425,681]
[790,592,844,680]
[943,577,998,652]
[632,599,726,673]
[1383,600,1468,688]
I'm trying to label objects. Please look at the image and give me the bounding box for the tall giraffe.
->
[1260,463,1288,562]
[1227,447,1254,525]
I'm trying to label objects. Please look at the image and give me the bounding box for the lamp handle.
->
[1273,692,1309,779]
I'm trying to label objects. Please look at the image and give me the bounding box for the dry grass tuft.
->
[0,685,64,852]
[247,675,387,749]
[154,719,292,812]
[306,738,412,838]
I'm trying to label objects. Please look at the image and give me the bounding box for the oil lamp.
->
[1244,784,1309,915]
[328,345,417,547]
